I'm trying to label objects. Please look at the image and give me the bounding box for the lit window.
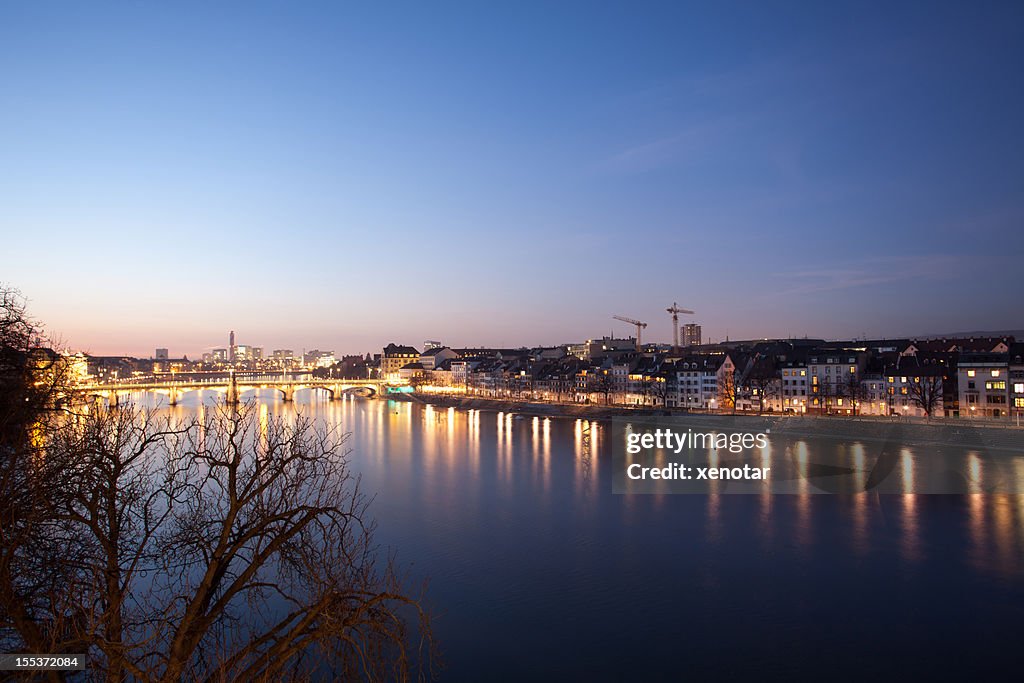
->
[849,366,856,374]
[967,370,975,377]
[1015,383,1024,393]
[992,370,1001,377]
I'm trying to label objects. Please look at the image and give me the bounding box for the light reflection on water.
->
[115,391,1024,678]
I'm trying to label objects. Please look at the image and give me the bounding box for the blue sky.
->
[2,1,1022,356]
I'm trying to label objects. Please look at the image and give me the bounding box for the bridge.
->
[78,376,391,407]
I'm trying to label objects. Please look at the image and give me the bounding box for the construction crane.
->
[666,302,695,352]
[612,315,647,351]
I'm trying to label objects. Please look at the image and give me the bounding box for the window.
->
[992,370,1001,377]
[1015,398,1024,408]
[985,381,1006,390]
[1015,383,1024,394]
[849,366,856,374]
[967,370,975,377]
[800,370,806,376]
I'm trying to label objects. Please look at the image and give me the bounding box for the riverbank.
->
[394,392,661,419]
[393,392,1023,452]
[399,391,1020,425]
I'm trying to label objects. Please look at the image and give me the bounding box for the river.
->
[146,391,1024,680]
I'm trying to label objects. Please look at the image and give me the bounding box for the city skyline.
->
[64,322,1024,363]
[3,1,1023,355]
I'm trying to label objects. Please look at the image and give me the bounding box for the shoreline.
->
[390,392,1024,451]
[395,391,1022,426]
[392,392,666,419]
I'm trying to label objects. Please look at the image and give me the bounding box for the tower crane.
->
[612,315,647,351]
[666,302,695,352]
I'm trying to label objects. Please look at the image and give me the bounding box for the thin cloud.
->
[771,254,958,296]
[594,116,743,175]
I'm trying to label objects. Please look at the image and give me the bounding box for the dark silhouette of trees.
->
[1,287,436,681]
[907,374,944,418]
[842,373,867,416]
[1,286,82,672]
[747,364,780,414]
[594,370,614,405]
[718,370,740,414]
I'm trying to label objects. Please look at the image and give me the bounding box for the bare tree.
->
[907,374,944,418]
[1,289,436,681]
[594,370,614,406]
[15,403,435,682]
[718,371,740,414]
[648,375,668,407]
[747,366,780,414]
[813,379,835,415]
[842,373,867,416]
[1,286,84,671]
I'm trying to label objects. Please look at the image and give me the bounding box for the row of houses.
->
[380,336,1024,419]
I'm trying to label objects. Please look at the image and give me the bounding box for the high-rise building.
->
[229,330,236,362]
[682,324,702,347]
[155,348,169,360]
[423,340,443,351]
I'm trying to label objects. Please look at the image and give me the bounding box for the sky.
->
[2,1,1022,357]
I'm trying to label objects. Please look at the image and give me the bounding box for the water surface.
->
[150,392,1024,680]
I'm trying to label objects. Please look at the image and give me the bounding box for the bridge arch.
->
[340,385,376,398]
[283,385,337,402]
